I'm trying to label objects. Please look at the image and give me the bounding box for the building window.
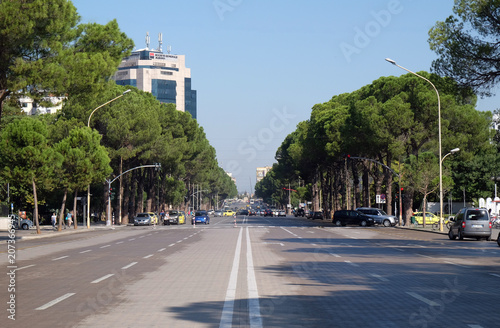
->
[161,71,173,75]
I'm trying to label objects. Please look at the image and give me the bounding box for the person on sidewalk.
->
[51,212,57,230]
[67,211,73,227]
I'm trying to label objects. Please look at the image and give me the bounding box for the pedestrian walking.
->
[65,211,72,228]
[67,211,73,227]
[51,212,57,230]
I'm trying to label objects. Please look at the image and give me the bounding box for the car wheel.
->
[448,229,456,240]
[22,223,29,230]
[497,232,500,246]
[383,220,390,227]
[334,220,342,227]
[458,229,464,240]
[360,220,367,227]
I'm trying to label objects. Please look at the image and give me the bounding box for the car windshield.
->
[169,211,178,215]
[136,213,149,218]
[195,211,206,216]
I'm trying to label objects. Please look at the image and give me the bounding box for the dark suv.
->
[333,210,374,227]
[448,207,491,240]
[294,208,305,217]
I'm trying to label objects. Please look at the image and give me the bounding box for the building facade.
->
[256,166,272,183]
[112,48,197,119]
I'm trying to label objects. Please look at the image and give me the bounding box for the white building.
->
[19,95,64,115]
[112,34,197,119]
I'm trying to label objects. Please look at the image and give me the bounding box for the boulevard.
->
[2,215,500,327]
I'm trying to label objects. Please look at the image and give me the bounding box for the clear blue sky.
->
[72,0,498,193]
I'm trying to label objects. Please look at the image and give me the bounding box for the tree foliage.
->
[429,0,500,96]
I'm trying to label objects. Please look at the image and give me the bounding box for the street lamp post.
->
[86,89,131,228]
[440,148,460,230]
[385,58,444,230]
[106,164,160,226]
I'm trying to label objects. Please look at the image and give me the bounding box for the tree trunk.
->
[119,156,123,224]
[122,174,130,225]
[73,189,78,229]
[362,162,370,207]
[32,177,41,234]
[58,188,68,231]
[351,160,360,209]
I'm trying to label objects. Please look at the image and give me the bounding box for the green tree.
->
[0,117,62,233]
[53,126,111,230]
[429,0,500,95]
[0,0,133,124]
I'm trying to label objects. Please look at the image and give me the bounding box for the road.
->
[2,215,500,327]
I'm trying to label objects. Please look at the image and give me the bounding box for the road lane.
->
[2,216,500,327]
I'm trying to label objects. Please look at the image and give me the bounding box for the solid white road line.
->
[52,256,69,261]
[489,273,500,278]
[219,227,243,328]
[406,292,439,306]
[79,250,92,254]
[122,262,138,270]
[36,293,75,310]
[91,274,115,284]
[246,227,263,328]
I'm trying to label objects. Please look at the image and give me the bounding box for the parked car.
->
[214,210,223,217]
[311,211,323,220]
[448,207,491,240]
[333,210,375,227]
[207,209,215,215]
[294,208,305,217]
[411,212,440,225]
[134,212,157,226]
[277,210,286,217]
[164,210,185,225]
[10,214,33,230]
[192,210,210,225]
[356,207,397,227]
[306,211,314,219]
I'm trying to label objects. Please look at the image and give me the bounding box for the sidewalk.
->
[395,224,448,235]
[0,222,129,242]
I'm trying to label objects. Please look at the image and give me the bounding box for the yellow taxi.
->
[223,210,236,217]
[411,212,440,225]
[146,212,159,225]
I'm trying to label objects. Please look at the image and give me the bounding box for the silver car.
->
[448,207,491,240]
[10,214,34,230]
[356,207,397,227]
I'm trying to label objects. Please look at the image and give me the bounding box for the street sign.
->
[376,194,386,204]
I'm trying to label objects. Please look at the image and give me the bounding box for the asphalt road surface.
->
[2,215,500,327]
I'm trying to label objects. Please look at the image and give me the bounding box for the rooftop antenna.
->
[158,33,163,52]
[145,32,150,50]
[167,45,171,54]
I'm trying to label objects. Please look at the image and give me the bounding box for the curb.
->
[394,225,447,235]
[2,224,128,242]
